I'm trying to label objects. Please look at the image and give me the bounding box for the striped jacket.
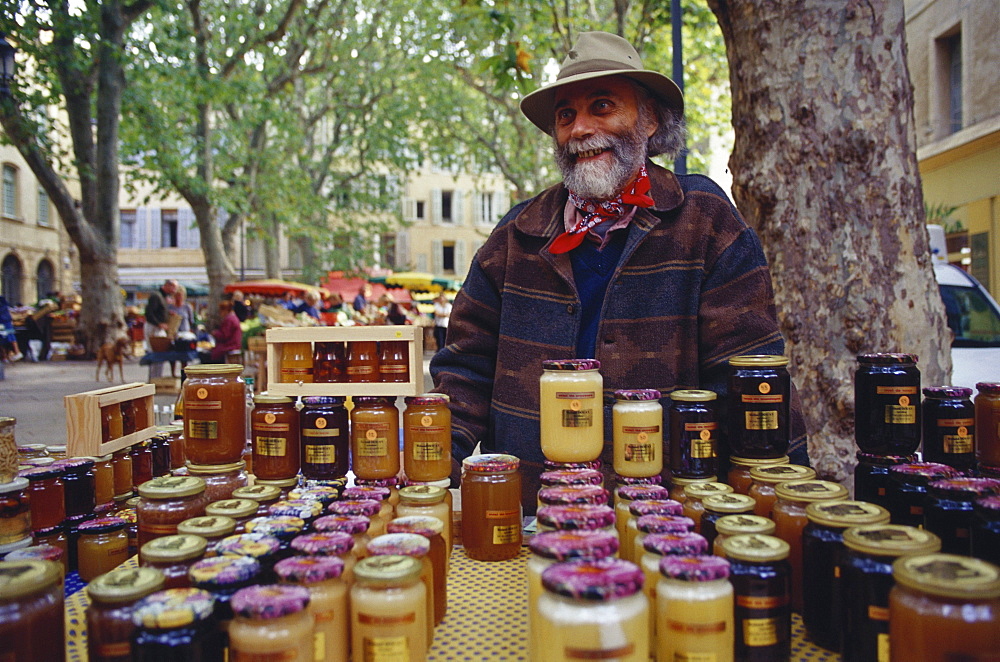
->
[430,161,808,508]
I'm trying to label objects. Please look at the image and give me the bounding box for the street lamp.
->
[0,33,16,96]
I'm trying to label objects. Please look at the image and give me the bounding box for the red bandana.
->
[549,164,655,254]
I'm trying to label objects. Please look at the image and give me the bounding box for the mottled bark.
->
[708,0,951,480]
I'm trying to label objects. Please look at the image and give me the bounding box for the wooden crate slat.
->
[65,383,160,458]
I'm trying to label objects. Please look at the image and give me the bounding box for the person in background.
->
[293,290,323,321]
[432,293,452,351]
[353,284,372,313]
[200,299,242,364]
[0,294,22,362]
[231,289,251,322]
[143,278,177,378]
[167,284,196,377]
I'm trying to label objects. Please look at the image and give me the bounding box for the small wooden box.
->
[265,326,424,397]
[65,382,157,457]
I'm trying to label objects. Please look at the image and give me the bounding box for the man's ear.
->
[644,100,659,138]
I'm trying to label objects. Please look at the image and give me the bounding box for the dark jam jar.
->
[887,462,961,527]
[720,534,791,661]
[922,386,976,473]
[801,500,891,652]
[300,396,349,480]
[313,341,347,383]
[924,477,1000,556]
[855,353,921,455]
[57,457,97,519]
[727,355,790,459]
[854,452,916,509]
[149,434,171,479]
[971,495,1000,564]
[131,587,225,661]
[668,389,719,479]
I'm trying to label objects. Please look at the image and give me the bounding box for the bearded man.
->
[431,32,808,510]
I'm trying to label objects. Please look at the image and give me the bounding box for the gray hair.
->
[634,83,687,160]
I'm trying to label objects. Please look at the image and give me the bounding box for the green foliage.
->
[925,202,963,234]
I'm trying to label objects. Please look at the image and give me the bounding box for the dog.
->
[96,337,131,382]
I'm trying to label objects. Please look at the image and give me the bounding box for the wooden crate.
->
[65,382,157,457]
[265,326,424,397]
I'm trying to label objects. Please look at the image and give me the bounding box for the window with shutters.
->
[416,200,425,220]
[381,233,397,269]
[37,187,51,226]
[161,209,179,248]
[933,26,963,138]
[441,191,454,223]
[120,209,137,248]
[442,241,456,274]
[2,164,18,218]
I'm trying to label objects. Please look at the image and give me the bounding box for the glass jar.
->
[366,533,435,646]
[712,514,775,557]
[350,555,427,660]
[403,394,452,481]
[313,341,347,383]
[245,516,307,556]
[615,484,671,544]
[274,556,348,662]
[800,500,891,652]
[185,461,249,502]
[887,461,962,527]
[623,499,683,561]
[720,534,791,661]
[149,434,171,478]
[460,454,522,561]
[291,531,356,563]
[355,477,398,507]
[121,399,137,436]
[300,396,350,480]
[387,516,448,626]
[22,465,65,532]
[972,495,1000,564]
[58,456,97,519]
[205,498,259,533]
[540,468,604,488]
[251,394,300,480]
[140,533,208,589]
[855,352,921,455]
[177,515,237,547]
[726,455,788,495]
[136,475,209,549]
[134,396,151,431]
[669,389,719,479]
[130,440,153,488]
[0,476,31,546]
[269,499,325,528]
[77,516,130,581]
[727,355,791,458]
[351,396,401,480]
[539,359,604,463]
[102,404,124,442]
[91,453,116,512]
[638,532,709,647]
[4,543,66,573]
[346,340,380,383]
[535,504,617,535]
[612,389,663,478]
[681,481,734,533]
[656,555,733,662]
[182,364,247,465]
[33,524,69,565]
[537,558,648,662]
[159,424,186,470]
[313,514,371,562]
[280,341,314,383]
[772,479,848,614]
[924,477,1000,555]
[379,340,410,383]
[232,484,283,516]
[699,492,757,550]
[854,452,916,509]
[288,484,341,508]
[0,559,65,661]
[840,524,941,662]
[255,476,300,500]
[0,417,16,483]
[86,566,165,662]
[112,449,133,499]
[890,553,1000,660]
[669,476,718,504]
[216,532,283,580]
[131,587,224,660]
[229,584,314,662]
[923,386,976,472]
[633,515,696,563]
[747,463,816,518]
[975,382,1000,467]
[397,484,452,559]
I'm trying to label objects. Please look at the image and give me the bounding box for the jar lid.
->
[617,484,671,501]
[253,394,294,404]
[856,352,918,365]
[342,486,391,502]
[0,560,62,599]
[842,524,941,557]
[189,555,261,587]
[216,532,282,559]
[529,530,619,561]
[328,499,381,518]
[728,354,789,367]
[546,459,602,471]
[138,475,206,499]
[642,532,709,556]
[254,476,301,488]
[805,501,891,528]
[536,504,616,531]
[268,499,324,520]
[287,487,341,505]
[352,395,396,405]
[660,555,731,582]
[975,495,1000,514]
[87,567,165,604]
[141,534,208,563]
[21,457,56,468]
[398,485,447,504]
[291,532,355,556]
[132,588,216,629]
[669,389,717,402]
[855,452,917,466]
[20,464,65,480]
[682,482,734,500]
[0,538,34,556]
[889,462,962,484]
[387,515,444,538]
[720,534,790,562]
[670,476,720,488]
[17,443,48,454]
[206,499,259,520]
[367,532,430,558]
[232,584,310,619]
[232,484,283,503]
[542,358,601,371]
[314,514,371,535]
[33,523,66,537]
[613,388,661,401]
[977,382,1000,395]
[275,555,346,583]
[637,514,695,534]
[541,558,643,601]
[928,477,1000,501]
[893,553,1000,600]
[462,453,520,473]
[774,479,849,503]
[538,485,609,507]
[922,385,973,399]
[354,555,422,585]
[244,516,305,539]
[749,464,816,484]
[78,516,127,534]
[540,469,604,487]
[728,455,789,468]
[117,509,137,525]
[714,514,776,537]
[629,499,684,518]
[177,516,237,539]
[355,477,399,489]
[54,457,94,471]
[301,396,346,406]
[185,364,243,375]
[0,476,27,495]
[615,474,662,486]
[702,493,757,514]
[4,544,65,565]
[185,460,246,474]
[404,393,450,405]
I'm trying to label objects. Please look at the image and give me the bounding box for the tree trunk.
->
[707,0,951,480]
[264,216,282,279]
[189,197,236,326]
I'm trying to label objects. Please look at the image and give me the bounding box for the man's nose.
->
[569,112,597,141]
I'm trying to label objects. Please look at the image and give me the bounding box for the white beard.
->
[554,125,648,200]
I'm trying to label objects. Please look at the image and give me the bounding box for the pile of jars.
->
[100,394,151,444]
[279,339,410,384]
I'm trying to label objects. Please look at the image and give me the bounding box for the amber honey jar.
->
[668,389,718,479]
[727,355,791,459]
[0,476,31,546]
[379,340,410,383]
[461,453,522,561]
[102,404,124,442]
[186,461,248,502]
[86,566,165,662]
[112,449,133,499]
[403,394,452,481]
[301,396,350,480]
[183,364,247,465]
[250,394,300,480]
[22,465,66,532]
[351,396,400,480]
[855,352,921,455]
[681,481,733,533]
[712,514,775,557]
[726,455,789,495]
[975,382,1000,467]
[313,341,347,383]
[129,441,153,488]
[205,498,259,533]
[280,342,314,384]
[346,340,380,383]
[139,533,209,590]
[77,516,129,582]
[922,385,976,473]
[747,463,816,518]
[92,453,116,512]
[397,484,453,559]
[136,475,208,549]
[721,534,791,661]
[0,559,66,661]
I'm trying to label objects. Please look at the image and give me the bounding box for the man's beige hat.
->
[520,31,684,135]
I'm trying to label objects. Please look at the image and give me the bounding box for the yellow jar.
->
[726,455,789,495]
[76,516,129,582]
[275,556,348,662]
[280,342,314,383]
[402,394,452,481]
[229,584,314,662]
[539,359,604,463]
[397,484,452,561]
[612,389,663,478]
[350,555,427,662]
[657,555,734,662]
[366,533,435,648]
[350,396,400,480]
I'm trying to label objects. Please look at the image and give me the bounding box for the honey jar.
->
[177,515,237,548]
[250,394,300,480]
[726,455,789,495]
[535,504,617,535]
[346,340,380,383]
[712,514,775,557]
[397,484,452,559]
[313,341,347,383]
[350,555,427,661]
[681,481,734,532]
[0,559,66,661]
[86,566,165,662]
[366,533,435,646]
[136,476,208,549]
[274,556,348,662]
[668,389,719,479]
[922,386,976,473]
[403,394,452,481]
[229,584,314,662]
[351,396,401,480]
[182,364,247,465]
[612,389,663,478]
[21,465,65,533]
[699,492,757,550]
[460,454,522,561]
[77,516,129,582]
[727,355,791,459]
[313,514,371,561]
[379,340,410,383]
[186,461,249,502]
[747,463,815,517]
[656,555,734,662]
[139,533,208,589]
[539,359,604,463]
[387,516,448,625]
[280,342,314,383]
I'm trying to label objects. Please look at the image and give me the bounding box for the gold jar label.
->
[305,445,336,464]
[744,411,778,430]
[492,523,520,545]
[303,428,339,438]
[413,441,444,461]
[884,405,916,425]
[187,419,218,440]
[624,443,655,463]
[742,617,778,647]
[561,409,593,427]
[255,437,286,456]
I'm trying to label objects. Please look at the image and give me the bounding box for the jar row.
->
[99,396,153,444]
[279,340,411,384]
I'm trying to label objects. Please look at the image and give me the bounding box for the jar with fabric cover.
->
[86,566,165,662]
[229,584,314,662]
[274,555,348,662]
[130,587,224,660]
